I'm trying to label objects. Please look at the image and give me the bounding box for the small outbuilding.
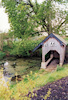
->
[33,33,67,69]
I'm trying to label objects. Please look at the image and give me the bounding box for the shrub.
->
[0,71,50,100]
[10,39,42,57]
[0,51,6,60]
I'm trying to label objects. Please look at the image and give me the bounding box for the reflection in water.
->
[0,57,41,84]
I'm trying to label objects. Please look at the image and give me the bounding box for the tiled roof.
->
[32,33,67,52]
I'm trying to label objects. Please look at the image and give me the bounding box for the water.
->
[0,57,41,84]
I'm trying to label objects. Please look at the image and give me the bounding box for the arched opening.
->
[45,50,60,67]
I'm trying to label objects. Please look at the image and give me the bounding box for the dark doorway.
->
[45,50,60,67]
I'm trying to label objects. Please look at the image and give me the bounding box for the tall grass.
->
[11,66,68,90]
[0,65,68,100]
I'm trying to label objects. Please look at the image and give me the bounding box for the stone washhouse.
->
[33,33,68,69]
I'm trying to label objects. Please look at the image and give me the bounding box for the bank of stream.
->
[0,57,41,84]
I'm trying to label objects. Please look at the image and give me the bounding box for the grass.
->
[10,64,68,90]
[64,37,68,42]
[35,67,68,88]
[0,61,68,100]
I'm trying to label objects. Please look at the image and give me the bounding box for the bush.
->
[10,39,42,57]
[3,45,13,52]
[2,35,46,57]
[0,71,51,100]
[0,51,6,60]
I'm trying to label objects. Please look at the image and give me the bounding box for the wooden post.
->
[60,47,66,66]
[42,54,45,62]
[41,46,46,69]
[60,54,64,66]
[42,46,45,62]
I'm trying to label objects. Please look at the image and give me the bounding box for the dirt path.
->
[31,76,68,100]
[47,59,59,68]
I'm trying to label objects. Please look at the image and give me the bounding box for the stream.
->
[0,57,41,84]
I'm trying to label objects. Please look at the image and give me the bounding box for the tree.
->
[2,0,68,38]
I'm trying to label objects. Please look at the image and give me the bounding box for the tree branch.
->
[23,0,37,14]
[57,20,66,30]
[28,0,33,7]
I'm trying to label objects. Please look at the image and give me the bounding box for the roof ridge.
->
[32,33,67,52]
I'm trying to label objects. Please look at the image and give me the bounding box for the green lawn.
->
[10,64,68,89]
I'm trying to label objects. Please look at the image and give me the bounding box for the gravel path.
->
[31,76,68,100]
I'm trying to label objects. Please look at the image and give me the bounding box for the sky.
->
[0,0,10,33]
[0,0,68,33]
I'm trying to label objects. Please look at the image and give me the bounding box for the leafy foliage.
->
[0,63,68,100]
[0,51,6,60]
[2,0,68,38]
[0,64,68,99]
[0,69,51,100]
[10,39,42,57]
